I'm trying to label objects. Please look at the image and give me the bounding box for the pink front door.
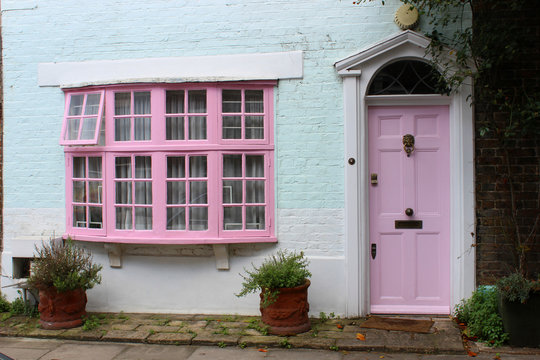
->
[368,106,450,314]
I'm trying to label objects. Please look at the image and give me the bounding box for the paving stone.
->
[113,343,196,360]
[137,324,182,332]
[385,331,439,353]
[146,332,194,345]
[39,342,127,360]
[317,330,354,339]
[191,331,240,346]
[57,327,104,341]
[26,327,68,338]
[0,347,54,360]
[168,320,187,327]
[110,323,140,331]
[101,330,149,342]
[288,335,336,350]
[238,335,284,348]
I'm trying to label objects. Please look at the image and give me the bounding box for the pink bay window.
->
[62,82,275,244]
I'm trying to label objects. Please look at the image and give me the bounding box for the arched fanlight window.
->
[368,60,446,95]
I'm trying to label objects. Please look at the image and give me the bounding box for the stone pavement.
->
[0,313,538,359]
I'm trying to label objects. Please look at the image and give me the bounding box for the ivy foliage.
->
[236,250,311,307]
[454,286,508,347]
[28,239,102,292]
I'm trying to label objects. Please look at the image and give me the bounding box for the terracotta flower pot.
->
[38,287,87,329]
[260,279,311,335]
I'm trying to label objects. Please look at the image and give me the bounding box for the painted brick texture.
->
[0,0,408,257]
[474,1,540,283]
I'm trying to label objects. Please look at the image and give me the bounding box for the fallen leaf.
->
[493,355,501,360]
[356,333,366,341]
[258,348,268,352]
[337,324,344,329]
[379,356,385,359]
[467,350,477,357]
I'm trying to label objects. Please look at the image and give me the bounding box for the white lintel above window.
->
[38,51,303,88]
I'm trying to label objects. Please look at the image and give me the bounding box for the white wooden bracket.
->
[104,244,123,268]
[212,244,230,270]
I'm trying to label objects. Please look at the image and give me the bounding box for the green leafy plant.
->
[82,315,101,331]
[279,338,291,349]
[454,286,508,347]
[496,272,538,303]
[0,293,11,313]
[236,250,311,307]
[28,239,102,292]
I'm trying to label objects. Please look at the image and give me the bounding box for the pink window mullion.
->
[152,152,167,237]
[206,87,218,145]
[206,151,219,236]
[152,89,165,144]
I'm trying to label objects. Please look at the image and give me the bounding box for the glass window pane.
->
[115,182,132,204]
[246,206,265,230]
[246,155,264,177]
[167,207,186,230]
[189,156,207,178]
[223,180,242,203]
[73,181,86,203]
[115,92,131,115]
[246,180,265,203]
[116,207,132,229]
[84,94,101,115]
[166,90,185,114]
[73,206,86,227]
[115,157,132,178]
[188,90,206,113]
[167,181,186,204]
[135,207,152,230]
[190,181,207,204]
[135,182,152,204]
[189,207,208,230]
[245,90,264,113]
[222,90,241,113]
[80,117,97,140]
[88,157,102,178]
[224,207,242,230]
[88,181,102,204]
[89,206,102,229]
[223,155,242,177]
[167,156,185,178]
[134,117,151,141]
[69,95,84,116]
[134,92,151,114]
[115,118,131,141]
[66,118,80,140]
[188,116,207,140]
[166,117,185,140]
[135,156,151,178]
[245,116,264,139]
[73,157,86,178]
[222,116,241,139]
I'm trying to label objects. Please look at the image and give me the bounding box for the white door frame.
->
[335,31,476,316]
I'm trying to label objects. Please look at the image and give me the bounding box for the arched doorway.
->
[335,31,475,316]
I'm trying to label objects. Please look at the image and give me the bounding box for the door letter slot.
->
[395,220,423,229]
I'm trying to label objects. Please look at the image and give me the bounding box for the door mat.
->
[360,316,434,333]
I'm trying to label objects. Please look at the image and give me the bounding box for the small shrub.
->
[28,239,102,292]
[496,272,535,303]
[454,286,508,347]
[236,250,311,307]
[0,293,11,312]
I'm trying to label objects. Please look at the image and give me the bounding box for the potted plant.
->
[497,272,540,347]
[237,250,312,335]
[28,239,102,330]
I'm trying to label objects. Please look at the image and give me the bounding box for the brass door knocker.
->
[402,134,415,157]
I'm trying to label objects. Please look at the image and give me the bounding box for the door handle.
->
[405,208,414,216]
[371,244,377,259]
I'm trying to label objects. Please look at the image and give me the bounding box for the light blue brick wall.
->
[2,0,405,211]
